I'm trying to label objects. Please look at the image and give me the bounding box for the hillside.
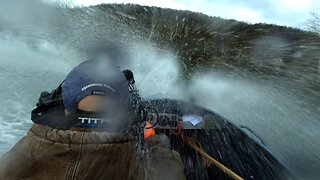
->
[1,3,319,104]
[59,4,320,81]
[63,4,320,104]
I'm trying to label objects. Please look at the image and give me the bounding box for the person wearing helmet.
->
[0,58,186,180]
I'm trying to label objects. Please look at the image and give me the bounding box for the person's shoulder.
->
[142,134,186,180]
[145,134,180,158]
[145,134,170,148]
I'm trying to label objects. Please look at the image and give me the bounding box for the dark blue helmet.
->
[61,59,129,114]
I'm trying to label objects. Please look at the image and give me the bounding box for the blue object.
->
[62,59,129,113]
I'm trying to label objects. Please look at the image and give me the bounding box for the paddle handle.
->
[185,140,245,180]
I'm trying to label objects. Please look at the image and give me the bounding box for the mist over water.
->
[0,0,319,179]
[122,43,320,178]
[187,72,320,175]
[126,44,182,97]
[0,35,79,154]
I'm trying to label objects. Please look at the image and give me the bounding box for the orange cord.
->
[144,121,155,139]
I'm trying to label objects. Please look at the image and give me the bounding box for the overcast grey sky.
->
[55,0,320,28]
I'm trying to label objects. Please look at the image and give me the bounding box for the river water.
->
[0,1,319,179]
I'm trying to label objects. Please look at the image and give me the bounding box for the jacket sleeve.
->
[144,135,186,180]
[0,132,37,179]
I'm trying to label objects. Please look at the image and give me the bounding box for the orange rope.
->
[144,121,156,139]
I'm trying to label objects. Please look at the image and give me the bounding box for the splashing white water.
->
[0,0,319,178]
[0,36,79,154]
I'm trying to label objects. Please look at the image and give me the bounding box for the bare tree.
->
[148,8,159,42]
[306,12,320,33]
[306,12,320,76]
[53,0,73,7]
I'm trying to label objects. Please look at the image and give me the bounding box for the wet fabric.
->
[0,124,186,180]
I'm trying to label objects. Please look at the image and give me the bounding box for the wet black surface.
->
[146,97,293,179]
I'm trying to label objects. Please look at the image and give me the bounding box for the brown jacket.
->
[0,124,186,180]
